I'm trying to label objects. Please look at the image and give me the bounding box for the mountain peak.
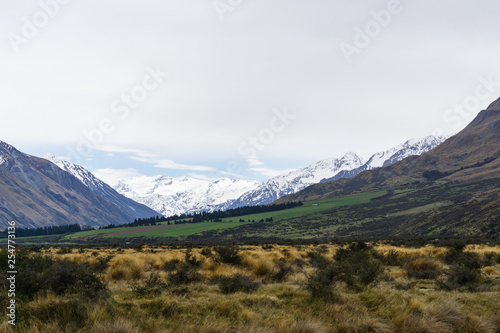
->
[342,151,363,161]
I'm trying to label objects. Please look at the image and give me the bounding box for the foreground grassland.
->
[1,243,500,332]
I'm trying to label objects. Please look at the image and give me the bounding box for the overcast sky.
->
[1,0,500,181]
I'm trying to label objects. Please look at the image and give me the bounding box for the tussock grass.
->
[4,244,499,332]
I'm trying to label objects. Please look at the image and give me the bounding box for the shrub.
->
[266,258,294,283]
[306,250,330,269]
[0,250,106,300]
[45,259,107,297]
[200,247,213,257]
[132,272,167,295]
[163,258,181,272]
[184,248,203,268]
[218,274,260,294]
[333,242,384,290]
[214,245,242,265]
[378,250,402,266]
[306,264,339,303]
[440,249,487,291]
[93,255,113,273]
[168,262,202,285]
[405,258,441,279]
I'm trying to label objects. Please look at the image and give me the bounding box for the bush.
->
[163,258,181,272]
[440,248,487,291]
[377,250,402,266]
[405,258,441,279]
[214,245,241,265]
[132,272,167,295]
[306,265,339,303]
[266,258,294,283]
[333,242,384,290]
[0,250,106,300]
[218,274,260,294]
[306,250,330,269]
[45,259,107,297]
[184,248,203,268]
[168,262,202,285]
[200,247,213,257]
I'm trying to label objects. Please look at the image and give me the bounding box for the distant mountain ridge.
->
[96,135,448,216]
[220,135,447,209]
[0,142,157,229]
[321,136,447,183]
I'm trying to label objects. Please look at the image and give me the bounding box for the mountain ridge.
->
[0,142,156,229]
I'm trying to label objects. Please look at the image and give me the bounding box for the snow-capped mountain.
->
[94,172,260,217]
[219,152,366,209]
[43,155,160,219]
[222,135,448,209]
[89,135,447,217]
[321,135,448,183]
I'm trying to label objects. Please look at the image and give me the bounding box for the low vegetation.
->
[0,243,499,332]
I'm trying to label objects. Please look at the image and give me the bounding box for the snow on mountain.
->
[88,135,448,217]
[321,135,449,183]
[221,135,449,209]
[43,155,160,219]
[364,135,448,169]
[220,152,366,209]
[94,171,260,217]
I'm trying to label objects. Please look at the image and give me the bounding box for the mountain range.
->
[88,136,445,217]
[221,135,447,210]
[268,97,500,238]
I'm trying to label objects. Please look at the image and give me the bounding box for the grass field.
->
[2,243,499,332]
[220,190,387,222]
[104,222,248,238]
[56,191,386,242]
[65,222,248,240]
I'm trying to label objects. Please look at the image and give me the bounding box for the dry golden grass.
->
[11,244,499,333]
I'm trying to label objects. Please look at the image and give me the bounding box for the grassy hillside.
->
[220,190,387,222]
[65,222,248,241]
[192,179,500,241]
